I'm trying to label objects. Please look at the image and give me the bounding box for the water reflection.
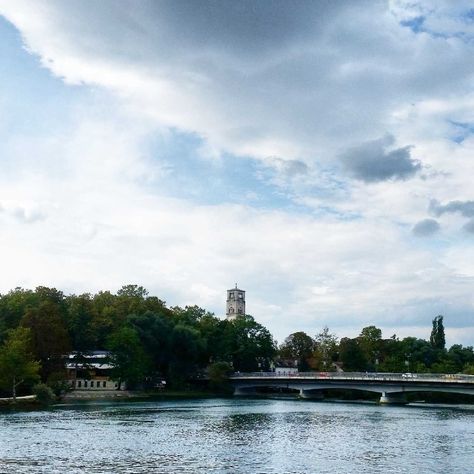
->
[220,412,273,433]
[1,399,474,473]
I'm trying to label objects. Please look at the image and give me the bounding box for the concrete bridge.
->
[230,372,474,404]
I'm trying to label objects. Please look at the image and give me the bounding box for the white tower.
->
[226,284,245,320]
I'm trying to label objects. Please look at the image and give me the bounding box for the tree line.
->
[279,316,474,374]
[0,285,275,397]
[0,285,473,399]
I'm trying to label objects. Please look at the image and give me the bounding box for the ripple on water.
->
[1,399,474,473]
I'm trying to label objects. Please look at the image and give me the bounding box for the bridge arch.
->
[230,372,474,404]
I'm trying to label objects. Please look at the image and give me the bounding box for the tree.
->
[107,326,148,389]
[173,305,213,327]
[208,361,232,392]
[314,327,338,370]
[66,293,97,351]
[168,324,206,386]
[359,326,382,369]
[279,332,316,371]
[228,315,277,372]
[21,301,71,379]
[0,327,40,401]
[91,291,119,348]
[399,337,436,371]
[338,337,367,371]
[430,315,446,350]
[33,383,55,405]
[115,285,149,320]
[447,344,474,372]
[0,288,37,341]
[128,311,173,375]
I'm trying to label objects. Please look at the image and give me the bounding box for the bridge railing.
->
[229,371,474,383]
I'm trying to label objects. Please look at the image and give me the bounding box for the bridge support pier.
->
[234,387,257,396]
[379,392,408,405]
[299,389,324,400]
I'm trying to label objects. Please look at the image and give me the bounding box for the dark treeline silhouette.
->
[0,285,276,394]
[0,285,473,398]
[279,319,474,375]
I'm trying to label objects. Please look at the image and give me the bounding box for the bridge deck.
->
[230,372,474,384]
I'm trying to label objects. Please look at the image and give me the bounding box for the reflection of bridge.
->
[230,372,474,404]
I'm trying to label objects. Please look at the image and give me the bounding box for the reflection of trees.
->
[220,413,273,436]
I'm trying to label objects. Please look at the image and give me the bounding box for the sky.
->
[1,0,474,346]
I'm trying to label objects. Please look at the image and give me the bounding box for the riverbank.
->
[0,395,37,407]
[61,389,224,401]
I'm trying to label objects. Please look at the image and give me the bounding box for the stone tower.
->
[226,284,245,320]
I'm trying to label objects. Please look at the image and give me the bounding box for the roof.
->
[66,362,114,370]
[66,351,111,359]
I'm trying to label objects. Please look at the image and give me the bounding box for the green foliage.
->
[430,315,446,350]
[313,327,338,370]
[208,361,233,392]
[229,315,277,371]
[65,294,97,351]
[463,363,474,375]
[0,283,471,393]
[358,326,382,369]
[168,324,207,387]
[107,326,149,389]
[21,301,71,379]
[0,327,41,400]
[448,345,474,372]
[279,331,316,371]
[0,288,37,341]
[33,383,56,405]
[47,370,71,397]
[128,311,172,373]
[339,337,368,371]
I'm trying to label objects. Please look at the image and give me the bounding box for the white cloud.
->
[2,0,474,164]
[1,1,474,345]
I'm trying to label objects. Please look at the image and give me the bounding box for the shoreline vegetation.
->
[2,388,474,410]
[1,285,474,407]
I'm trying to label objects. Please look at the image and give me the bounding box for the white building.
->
[66,351,124,391]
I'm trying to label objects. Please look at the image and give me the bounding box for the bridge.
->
[229,372,474,404]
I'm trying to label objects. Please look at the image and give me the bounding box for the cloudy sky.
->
[1,0,474,345]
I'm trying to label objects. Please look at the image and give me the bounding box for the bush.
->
[33,383,56,406]
[47,371,71,397]
[208,362,233,393]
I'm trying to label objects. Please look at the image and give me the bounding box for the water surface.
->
[1,398,473,473]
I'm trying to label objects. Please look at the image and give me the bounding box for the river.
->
[1,398,473,473]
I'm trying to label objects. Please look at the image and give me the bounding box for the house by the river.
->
[66,351,124,391]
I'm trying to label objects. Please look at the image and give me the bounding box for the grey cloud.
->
[11,207,46,223]
[463,219,474,234]
[0,202,44,223]
[412,218,440,236]
[340,136,421,183]
[429,199,474,218]
[266,156,309,178]
[3,0,474,166]
[43,0,349,64]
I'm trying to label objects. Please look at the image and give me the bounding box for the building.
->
[226,284,245,320]
[66,351,124,391]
